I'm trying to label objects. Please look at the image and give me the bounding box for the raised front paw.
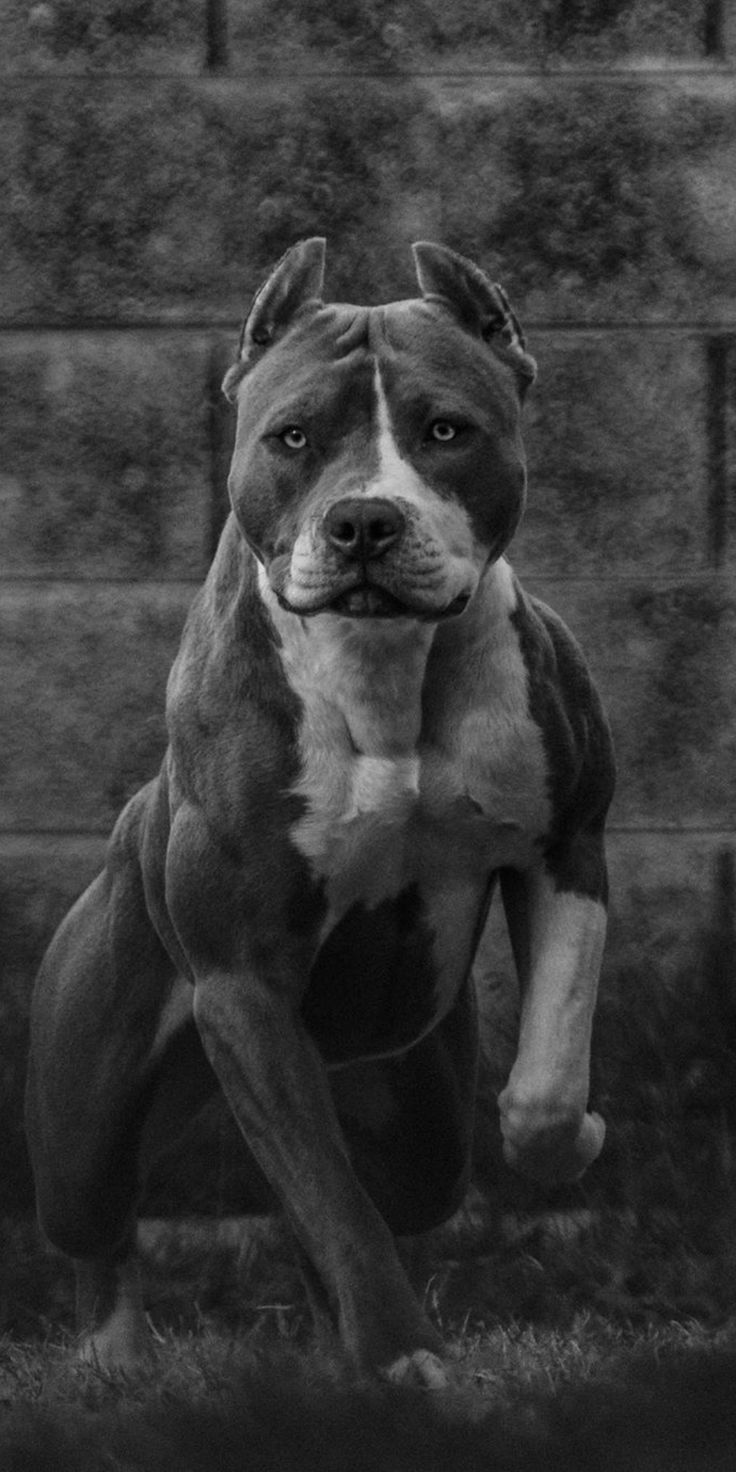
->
[498,1085,605,1186]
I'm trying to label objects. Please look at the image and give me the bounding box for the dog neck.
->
[258,565,435,758]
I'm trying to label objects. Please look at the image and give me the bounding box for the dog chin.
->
[277,584,471,622]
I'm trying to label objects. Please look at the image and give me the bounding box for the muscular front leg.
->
[166,802,446,1383]
[498,865,606,1185]
[192,969,444,1380]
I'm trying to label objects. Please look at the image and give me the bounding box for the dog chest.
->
[260,562,551,1057]
[286,688,547,1060]
[291,737,543,916]
[291,741,539,1063]
[283,569,551,924]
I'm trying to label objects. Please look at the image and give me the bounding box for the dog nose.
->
[324,498,406,562]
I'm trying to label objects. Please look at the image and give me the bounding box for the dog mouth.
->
[278,582,471,621]
[329,585,412,618]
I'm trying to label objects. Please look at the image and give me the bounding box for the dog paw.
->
[382,1349,451,1390]
[77,1319,153,1375]
[499,1097,606,1186]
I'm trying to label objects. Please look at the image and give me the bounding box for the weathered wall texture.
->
[1,0,735,1209]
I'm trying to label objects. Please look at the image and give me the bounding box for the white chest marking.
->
[259,571,432,917]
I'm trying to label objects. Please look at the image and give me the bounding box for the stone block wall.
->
[1,0,735,1209]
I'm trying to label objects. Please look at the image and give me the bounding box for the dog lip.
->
[276,584,409,619]
[276,582,472,621]
[328,586,411,618]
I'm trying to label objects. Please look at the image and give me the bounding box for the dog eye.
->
[429,420,458,442]
[281,426,308,450]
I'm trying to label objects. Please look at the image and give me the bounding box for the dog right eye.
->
[280,427,308,451]
[430,420,457,442]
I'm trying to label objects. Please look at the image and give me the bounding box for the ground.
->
[2,1202,736,1470]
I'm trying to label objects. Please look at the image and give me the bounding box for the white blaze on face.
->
[369,362,435,505]
[365,365,483,603]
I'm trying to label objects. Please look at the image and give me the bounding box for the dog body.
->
[25,241,614,1383]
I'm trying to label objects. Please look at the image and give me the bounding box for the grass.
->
[3,1309,736,1472]
[2,1322,736,1472]
[2,1201,736,1469]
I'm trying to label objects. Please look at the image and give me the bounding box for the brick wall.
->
[1,0,735,1209]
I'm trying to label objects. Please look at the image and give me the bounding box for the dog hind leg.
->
[25,839,193,1369]
[75,1245,149,1371]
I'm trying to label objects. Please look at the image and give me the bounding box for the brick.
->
[1,0,204,72]
[0,333,215,579]
[6,73,733,328]
[727,5,736,57]
[0,78,440,322]
[218,79,441,304]
[0,80,231,322]
[0,584,193,831]
[513,332,708,578]
[228,0,704,69]
[525,576,736,828]
[604,829,730,981]
[438,78,736,323]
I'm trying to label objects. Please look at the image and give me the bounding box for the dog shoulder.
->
[511,581,615,900]
[165,525,304,827]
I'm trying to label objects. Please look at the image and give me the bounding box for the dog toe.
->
[382,1348,450,1389]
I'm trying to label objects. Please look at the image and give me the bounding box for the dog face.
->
[224,241,536,622]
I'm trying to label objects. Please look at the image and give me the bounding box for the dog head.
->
[223,239,536,622]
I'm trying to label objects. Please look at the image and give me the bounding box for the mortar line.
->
[1,65,734,81]
[206,340,235,561]
[205,0,229,71]
[2,826,736,842]
[0,321,734,336]
[706,335,730,567]
[704,0,726,57]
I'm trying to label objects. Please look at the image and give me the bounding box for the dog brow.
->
[334,309,371,355]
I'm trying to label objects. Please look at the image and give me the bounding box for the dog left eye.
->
[281,426,308,450]
[429,421,458,442]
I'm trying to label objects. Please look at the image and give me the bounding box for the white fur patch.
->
[513,878,607,1078]
[498,875,608,1180]
[364,366,483,604]
[261,567,432,918]
[526,881,607,995]
[368,367,478,563]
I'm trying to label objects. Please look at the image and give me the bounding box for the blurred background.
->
[0,0,735,1262]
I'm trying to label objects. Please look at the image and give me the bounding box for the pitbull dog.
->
[26,239,614,1385]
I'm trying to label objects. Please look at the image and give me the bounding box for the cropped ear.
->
[223,238,326,401]
[412,241,536,395]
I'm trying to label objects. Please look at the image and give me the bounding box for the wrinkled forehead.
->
[236,298,518,424]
